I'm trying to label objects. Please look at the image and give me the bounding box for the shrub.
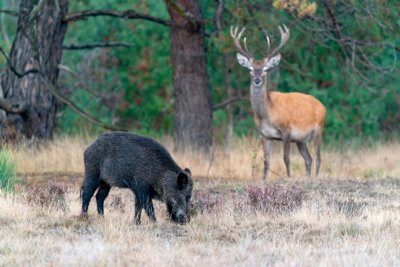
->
[332,198,367,218]
[190,189,224,215]
[26,183,69,212]
[247,184,305,213]
[109,195,126,213]
[0,149,16,192]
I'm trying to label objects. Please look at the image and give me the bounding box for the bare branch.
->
[62,41,133,50]
[0,9,18,17]
[64,9,171,27]
[322,1,349,58]
[18,25,126,132]
[39,74,125,131]
[63,8,217,36]
[0,46,39,78]
[212,97,248,111]
[245,3,271,47]
[29,0,47,20]
[58,64,101,97]
[214,0,224,37]
[1,11,11,47]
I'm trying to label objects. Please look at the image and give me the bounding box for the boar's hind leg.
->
[81,175,100,214]
[96,181,111,215]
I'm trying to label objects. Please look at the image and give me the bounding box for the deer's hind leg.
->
[296,141,312,177]
[283,134,291,177]
[313,131,323,176]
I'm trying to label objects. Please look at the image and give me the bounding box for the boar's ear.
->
[177,171,189,190]
[184,168,191,175]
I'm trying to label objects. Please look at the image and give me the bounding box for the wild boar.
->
[80,132,193,224]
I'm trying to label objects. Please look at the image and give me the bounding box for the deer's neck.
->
[250,81,271,121]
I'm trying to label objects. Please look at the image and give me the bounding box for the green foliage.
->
[59,0,173,135]
[0,149,16,192]
[1,0,399,144]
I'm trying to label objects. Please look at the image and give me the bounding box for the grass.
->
[0,149,16,192]
[0,135,399,266]
[7,134,400,180]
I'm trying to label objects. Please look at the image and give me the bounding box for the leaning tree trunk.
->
[0,0,68,142]
[165,0,212,153]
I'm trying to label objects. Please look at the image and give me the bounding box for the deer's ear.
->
[264,54,281,71]
[236,53,252,69]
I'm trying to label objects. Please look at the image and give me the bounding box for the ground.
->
[0,136,399,266]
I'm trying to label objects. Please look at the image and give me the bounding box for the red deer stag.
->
[231,25,326,178]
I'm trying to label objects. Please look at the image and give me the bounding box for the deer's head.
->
[231,25,290,90]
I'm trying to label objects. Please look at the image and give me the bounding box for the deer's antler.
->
[230,26,253,59]
[266,24,290,58]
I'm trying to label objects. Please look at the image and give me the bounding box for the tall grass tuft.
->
[0,149,16,192]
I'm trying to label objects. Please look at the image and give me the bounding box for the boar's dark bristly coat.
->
[80,132,193,224]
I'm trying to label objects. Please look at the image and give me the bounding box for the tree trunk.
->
[164,0,212,153]
[0,0,68,142]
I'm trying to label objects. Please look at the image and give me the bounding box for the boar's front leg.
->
[134,194,143,225]
[134,193,156,224]
[144,197,156,222]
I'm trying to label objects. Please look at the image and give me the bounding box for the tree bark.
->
[164,0,212,153]
[0,0,68,142]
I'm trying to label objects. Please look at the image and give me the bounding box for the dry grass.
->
[7,134,400,180]
[0,135,399,266]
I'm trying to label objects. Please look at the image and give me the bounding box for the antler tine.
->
[264,31,271,51]
[230,25,253,59]
[280,24,290,42]
[267,24,290,58]
[238,27,246,39]
[230,26,237,38]
[243,37,250,54]
[282,24,289,34]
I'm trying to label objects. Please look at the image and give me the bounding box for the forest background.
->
[0,0,399,148]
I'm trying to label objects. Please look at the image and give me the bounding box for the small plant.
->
[0,149,16,192]
[109,195,126,213]
[333,198,367,218]
[338,223,362,237]
[26,183,69,212]
[247,184,305,213]
[190,189,223,215]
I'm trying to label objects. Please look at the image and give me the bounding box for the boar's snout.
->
[176,214,187,224]
[164,169,193,224]
[172,212,189,224]
[168,203,190,224]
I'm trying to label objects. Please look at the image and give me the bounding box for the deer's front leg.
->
[262,137,272,180]
[282,134,291,177]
